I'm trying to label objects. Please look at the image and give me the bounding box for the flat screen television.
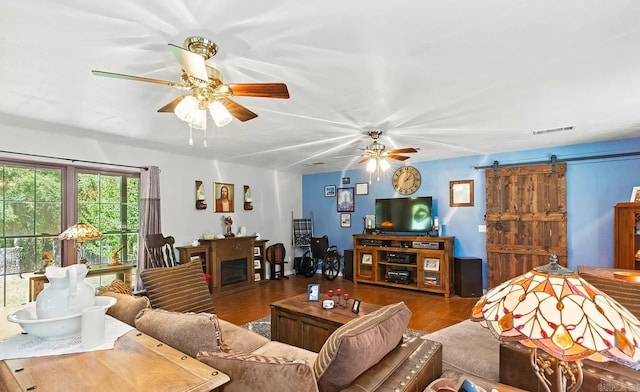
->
[375,197,433,234]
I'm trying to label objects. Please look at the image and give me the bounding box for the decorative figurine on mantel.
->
[223,215,235,237]
[109,245,125,266]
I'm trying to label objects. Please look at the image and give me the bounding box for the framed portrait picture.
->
[355,182,369,195]
[307,283,320,302]
[214,182,234,213]
[450,179,474,207]
[324,185,336,197]
[341,213,351,228]
[361,253,373,265]
[337,187,355,212]
[631,186,640,202]
[342,177,350,184]
[351,298,361,314]
[423,257,440,271]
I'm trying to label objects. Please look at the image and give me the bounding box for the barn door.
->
[485,163,567,289]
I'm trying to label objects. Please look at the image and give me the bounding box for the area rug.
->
[424,320,499,383]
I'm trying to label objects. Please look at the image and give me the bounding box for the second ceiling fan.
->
[92,36,289,128]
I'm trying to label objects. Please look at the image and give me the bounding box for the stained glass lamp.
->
[471,255,640,392]
[58,223,103,268]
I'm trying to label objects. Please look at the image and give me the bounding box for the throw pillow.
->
[197,351,317,392]
[139,260,214,314]
[314,301,411,392]
[135,308,224,357]
[100,291,150,327]
[97,279,133,295]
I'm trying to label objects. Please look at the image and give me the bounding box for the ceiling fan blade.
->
[388,147,418,154]
[358,156,372,164]
[157,96,187,113]
[228,83,290,99]
[91,70,174,86]
[168,44,209,82]
[387,154,411,161]
[222,99,258,122]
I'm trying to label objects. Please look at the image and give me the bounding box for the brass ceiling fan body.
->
[92,36,289,123]
[358,130,418,164]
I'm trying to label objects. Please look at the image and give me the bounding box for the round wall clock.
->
[392,166,421,195]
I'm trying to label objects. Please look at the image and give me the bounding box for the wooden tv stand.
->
[353,234,455,297]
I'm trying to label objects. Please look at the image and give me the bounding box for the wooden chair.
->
[266,243,288,280]
[145,233,178,268]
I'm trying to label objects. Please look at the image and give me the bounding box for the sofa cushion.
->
[139,260,214,314]
[217,318,270,354]
[197,350,318,392]
[314,301,411,392]
[134,308,224,358]
[100,291,150,327]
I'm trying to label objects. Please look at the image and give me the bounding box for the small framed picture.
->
[253,247,261,256]
[213,182,235,213]
[324,185,336,197]
[351,298,361,314]
[342,177,350,185]
[450,179,474,207]
[631,186,640,202]
[361,253,373,265]
[424,258,440,271]
[307,283,320,302]
[341,213,351,228]
[337,187,355,212]
[355,182,369,195]
[254,259,261,268]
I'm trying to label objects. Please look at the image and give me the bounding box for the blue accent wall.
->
[302,136,640,288]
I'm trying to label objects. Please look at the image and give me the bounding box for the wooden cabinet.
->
[253,239,268,282]
[353,234,455,297]
[614,202,640,270]
[199,237,256,297]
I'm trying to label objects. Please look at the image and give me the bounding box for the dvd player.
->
[387,270,411,284]
[411,241,443,250]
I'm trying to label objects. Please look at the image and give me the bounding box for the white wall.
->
[1,124,302,276]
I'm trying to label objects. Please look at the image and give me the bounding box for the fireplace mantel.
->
[199,236,256,296]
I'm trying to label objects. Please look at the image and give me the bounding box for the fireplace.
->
[221,258,248,286]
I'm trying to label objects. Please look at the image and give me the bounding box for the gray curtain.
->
[136,166,161,291]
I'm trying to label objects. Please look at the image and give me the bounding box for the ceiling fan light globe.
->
[366,159,377,172]
[379,159,391,171]
[208,101,233,127]
[190,109,207,130]
[175,96,200,121]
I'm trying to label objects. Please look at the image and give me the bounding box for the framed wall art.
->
[324,185,336,197]
[337,187,355,212]
[214,182,234,213]
[340,213,351,228]
[355,182,369,195]
[631,186,640,202]
[450,180,474,207]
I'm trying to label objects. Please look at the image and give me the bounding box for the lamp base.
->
[530,348,583,392]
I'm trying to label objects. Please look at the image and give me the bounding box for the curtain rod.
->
[474,150,640,170]
[0,150,149,171]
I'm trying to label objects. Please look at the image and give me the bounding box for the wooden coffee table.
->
[270,293,382,352]
[0,305,230,392]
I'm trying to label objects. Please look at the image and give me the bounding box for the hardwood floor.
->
[213,274,480,332]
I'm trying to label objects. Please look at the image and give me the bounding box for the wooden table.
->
[0,305,230,392]
[25,263,135,301]
[270,293,382,352]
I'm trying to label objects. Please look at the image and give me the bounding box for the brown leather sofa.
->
[499,265,640,392]
[106,261,444,392]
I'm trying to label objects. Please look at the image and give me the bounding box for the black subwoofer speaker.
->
[454,257,483,297]
[343,249,353,281]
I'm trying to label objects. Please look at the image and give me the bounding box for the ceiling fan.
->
[358,130,418,172]
[91,36,289,129]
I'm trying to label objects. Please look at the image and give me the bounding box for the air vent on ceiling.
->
[532,126,574,135]
[305,162,326,166]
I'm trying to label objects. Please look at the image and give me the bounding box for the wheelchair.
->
[299,236,342,280]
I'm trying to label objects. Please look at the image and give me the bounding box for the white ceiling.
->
[2,1,640,174]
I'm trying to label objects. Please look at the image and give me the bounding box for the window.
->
[0,160,139,306]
